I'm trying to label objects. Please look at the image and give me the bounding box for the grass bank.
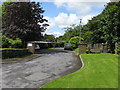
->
[41,53,118,88]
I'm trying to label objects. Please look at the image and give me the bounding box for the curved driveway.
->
[2,48,82,89]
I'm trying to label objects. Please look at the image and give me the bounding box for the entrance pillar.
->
[27,42,35,54]
[78,43,87,55]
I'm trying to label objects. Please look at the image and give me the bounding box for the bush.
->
[74,48,79,53]
[86,50,101,54]
[1,34,22,48]
[38,43,49,49]
[59,41,67,47]
[69,36,83,48]
[91,51,101,54]
[1,48,32,59]
[9,38,22,48]
[86,47,91,54]
[1,34,10,48]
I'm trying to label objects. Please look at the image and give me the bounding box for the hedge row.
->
[86,50,101,54]
[1,48,32,59]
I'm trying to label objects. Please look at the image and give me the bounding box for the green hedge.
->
[86,50,101,54]
[1,48,32,59]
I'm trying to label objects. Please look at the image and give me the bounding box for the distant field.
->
[41,53,118,88]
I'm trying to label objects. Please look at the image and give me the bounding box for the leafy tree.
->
[100,2,120,53]
[0,6,2,31]
[69,36,83,48]
[56,24,83,43]
[59,40,67,47]
[43,34,55,42]
[82,2,120,53]
[82,16,105,44]
[2,2,49,47]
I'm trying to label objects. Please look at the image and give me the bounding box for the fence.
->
[87,42,120,54]
[87,43,108,53]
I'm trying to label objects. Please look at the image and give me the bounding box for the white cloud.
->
[54,12,79,28]
[53,32,63,37]
[43,16,55,32]
[54,0,110,15]
[43,16,64,37]
[81,14,97,24]
[54,0,110,3]
[43,13,80,37]
[43,12,99,37]
[36,0,110,2]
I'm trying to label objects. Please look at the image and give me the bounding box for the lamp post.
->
[79,19,82,43]
[78,19,87,55]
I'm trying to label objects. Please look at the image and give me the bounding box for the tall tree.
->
[2,2,49,46]
[61,25,82,42]
[43,34,55,42]
[100,2,120,53]
[83,1,120,53]
[0,6,2,31]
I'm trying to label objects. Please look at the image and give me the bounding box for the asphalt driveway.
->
[2,48,82,89]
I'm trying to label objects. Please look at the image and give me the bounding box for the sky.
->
[0,0,111,37]
[37,0,111,37]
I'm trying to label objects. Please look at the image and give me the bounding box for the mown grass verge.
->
[41,53,118,88]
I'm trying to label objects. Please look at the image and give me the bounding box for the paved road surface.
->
[2,48,82,89]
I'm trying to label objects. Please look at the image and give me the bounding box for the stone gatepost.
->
[78,43,87,55]
[27,42,35,54]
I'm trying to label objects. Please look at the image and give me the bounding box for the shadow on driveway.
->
[35,48,72,54]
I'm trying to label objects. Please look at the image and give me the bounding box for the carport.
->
[27,41,58,53]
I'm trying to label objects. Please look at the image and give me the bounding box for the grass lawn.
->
[41,53,118,88]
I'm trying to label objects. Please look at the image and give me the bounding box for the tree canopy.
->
[43,34,55,42]
[57,1,120,53]
[2,2,49,44]
[82,2,120,52]
[0,6,2,30]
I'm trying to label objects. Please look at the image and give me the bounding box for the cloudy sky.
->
[0,0,111,37]
[37,0,111,37]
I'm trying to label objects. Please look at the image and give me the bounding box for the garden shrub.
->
[38,43,49,49]
[91,51,101,54]
[86,47,101,54]
[86,50,101,54]
[9,38,22,48]
[1,48,32,59]
[59,41,67,47]
[1,34,22,48]
[86,47,91,54]
[69,36,83,48]
[1,34,10,48]
[54,43,59,47]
